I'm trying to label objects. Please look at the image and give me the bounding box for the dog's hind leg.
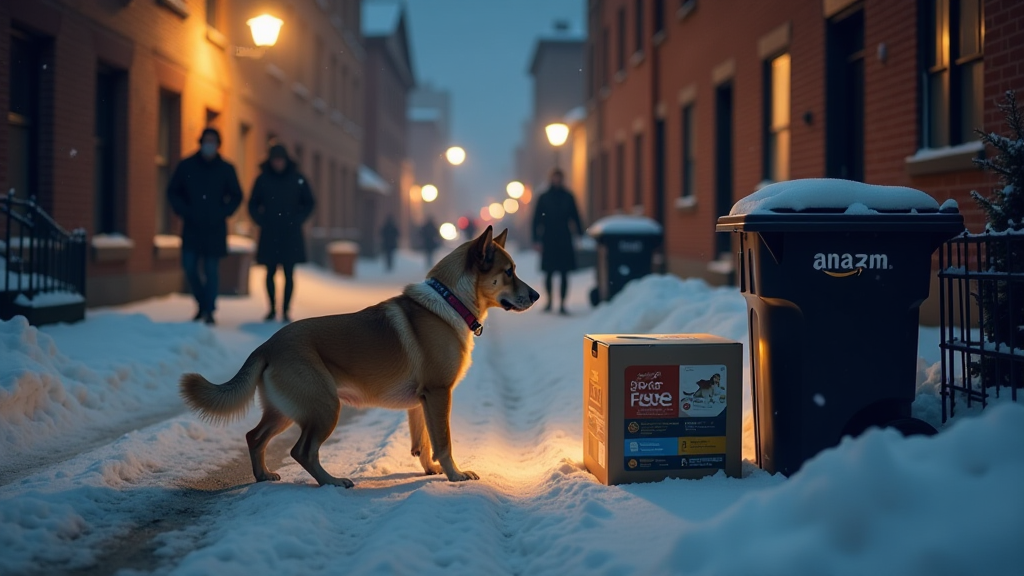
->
[407,405,443,475]
[245,405,292,482]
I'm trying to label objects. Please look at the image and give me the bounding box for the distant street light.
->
[439,222,458,240]
[545,122,570,168]
[503,198,519,214]
[480,206,492,222]
[421,184,438,203]
[488,202,505,220]
[445,146,466,166]
[506,181,525,199]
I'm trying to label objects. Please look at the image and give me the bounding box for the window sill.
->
[330,109,345,126]
[157,0,189,19]
[153,235,182,261]
[614,70,626,84]
[292,82,311,100]
[91,234,135,263]
[675,195,697,212]
[707,256,735,276]
[205,25,227,50]
[677,1,697,21]
[630,50,645,67]
[599,86,611,100]
[653,31,666,46]
[312,97,328,114]
[905,140,984,177]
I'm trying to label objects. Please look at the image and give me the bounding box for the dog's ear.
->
[472,225,495,271]
[493,228,508,249]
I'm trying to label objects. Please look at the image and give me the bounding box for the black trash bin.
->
[716,179,964,476]
[587,215,663,306]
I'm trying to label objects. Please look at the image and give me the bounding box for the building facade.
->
[586,0,1023,294]
[1,0,366,306]
[407,83,454,238]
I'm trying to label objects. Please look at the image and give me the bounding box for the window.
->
[314,35,325,98]
[294,143,304,171]
[237,123,250,189]
[587,43,595,99]
[681,103,695,197]
[8,31,41,202]
[601,27,610,88]
[615,142,625,209]
[634,0,644,53]
[764,52,791,182]
[654,0,665,36]
[600,150,609,213]
[330,55,339,108]
[94,65,128,235]
[616,7,626,73]
[156,90,181,235]
[923,0,984,148]
[341,65,349,115]
[205,0,218,28]
[633,133,644,207]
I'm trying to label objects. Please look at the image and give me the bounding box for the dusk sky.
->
[400,0,585,209]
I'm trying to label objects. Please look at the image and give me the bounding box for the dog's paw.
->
[422,462,444,475]
[448,470,479,482]
[255,472,281,482]
[321,476,355,489]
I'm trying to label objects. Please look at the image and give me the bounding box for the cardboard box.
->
[583,334,743,485]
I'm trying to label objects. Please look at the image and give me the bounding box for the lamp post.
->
[236,14,283,58]
[544,122,569,168]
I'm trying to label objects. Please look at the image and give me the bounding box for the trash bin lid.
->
[587,215,663,237]
[716,179,964,233]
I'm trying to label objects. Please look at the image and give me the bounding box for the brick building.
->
[407,83,454,236]
[360,0,414,256]
[1,0,366,307]
[585,0,1023,294]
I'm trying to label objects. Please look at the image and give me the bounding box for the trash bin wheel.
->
[886,417,938,437]
[589,287,600,307]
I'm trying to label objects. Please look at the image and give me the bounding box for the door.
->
[715,82,734,258]
[826,6,865,181]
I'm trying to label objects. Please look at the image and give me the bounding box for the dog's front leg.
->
[407,405,443,475]
[420,388,478,482]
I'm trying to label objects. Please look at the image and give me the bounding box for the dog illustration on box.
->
[681,373,723,404]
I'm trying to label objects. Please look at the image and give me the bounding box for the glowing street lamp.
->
[503,198,519,214]
[488,202,506,220]
[545,122,570,169]
[480,206,492,222]
[506,180,525,199]
[421,184,438,203]
[247,15,284,46]
[439,222,458,240]
[445,146,466,166]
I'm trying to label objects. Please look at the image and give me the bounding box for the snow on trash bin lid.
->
[587,215,663,236]
[327,240,360,254]
[729,179,941,215]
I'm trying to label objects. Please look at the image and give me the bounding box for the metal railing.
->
[938,231,1024,422]
[1,189,87,312]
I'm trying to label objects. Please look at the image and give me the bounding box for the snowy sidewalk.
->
[1,248,1021,575]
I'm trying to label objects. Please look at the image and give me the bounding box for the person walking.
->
[380,215,399,272]
[167,127,243,325]
[531,168,583,314]
[247,144,316,323]
[420,216,440,269]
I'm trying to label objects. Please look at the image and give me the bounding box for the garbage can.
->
[716,179,964,476]
[328,240,359,277]
[588,215,663,306]
[219,235,255,296]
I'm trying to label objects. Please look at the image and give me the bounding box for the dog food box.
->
[583,334,742,485]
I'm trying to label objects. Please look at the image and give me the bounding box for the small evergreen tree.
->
[970,90,1024,389]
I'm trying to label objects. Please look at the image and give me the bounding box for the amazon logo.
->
[813,252,891,277]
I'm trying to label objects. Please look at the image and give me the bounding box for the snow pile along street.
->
[0,252,1021,575]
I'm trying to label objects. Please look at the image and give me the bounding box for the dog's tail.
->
[180,349,266,424]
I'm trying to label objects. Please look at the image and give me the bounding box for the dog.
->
[179,226,538,487]
[681,373,723,404]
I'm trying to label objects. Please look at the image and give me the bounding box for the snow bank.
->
[0,314,230,461]
[730,178,941,214]
[656,403,1024,576]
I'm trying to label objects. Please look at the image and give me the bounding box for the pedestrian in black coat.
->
[247,144,316,322]
[380,215,399,272]
[531,168,583,314]
[420,216,440,269]
[167,127,244,325]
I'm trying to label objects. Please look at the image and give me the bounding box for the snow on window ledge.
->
[675,195,697,211]
[92,234,134,263]
[153,235,182,260]
[205,25,227,50]
[265,64,286,83]
[631,50,645,67]
[707,256,734,275]
[905,140,984,177]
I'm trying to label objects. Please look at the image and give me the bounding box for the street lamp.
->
[421,184,438,203]
[506,180,525,199]
[236,14,283,58]
[488,202,506,220]
[445,146,466,166]
[503,198,519,214]
[545,122,569,168]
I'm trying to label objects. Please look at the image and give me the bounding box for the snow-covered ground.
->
[1,246,1021,575]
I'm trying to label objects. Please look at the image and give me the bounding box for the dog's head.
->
[468,226,539,312]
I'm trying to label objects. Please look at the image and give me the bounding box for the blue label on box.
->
[625,437,678,457]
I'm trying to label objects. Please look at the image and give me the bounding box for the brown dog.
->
[180,226,538,487]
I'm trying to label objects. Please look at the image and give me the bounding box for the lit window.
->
[923,0,984,147]
[764,52,791,182]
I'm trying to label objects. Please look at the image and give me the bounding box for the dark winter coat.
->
[247,160,316,266]
[532,185,583,272]
[420,220,441,253]
[381,219,399,252]
[166,153,244,257]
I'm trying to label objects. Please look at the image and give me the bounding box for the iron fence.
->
[0,190,87,316]
[938,231,1024,422]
